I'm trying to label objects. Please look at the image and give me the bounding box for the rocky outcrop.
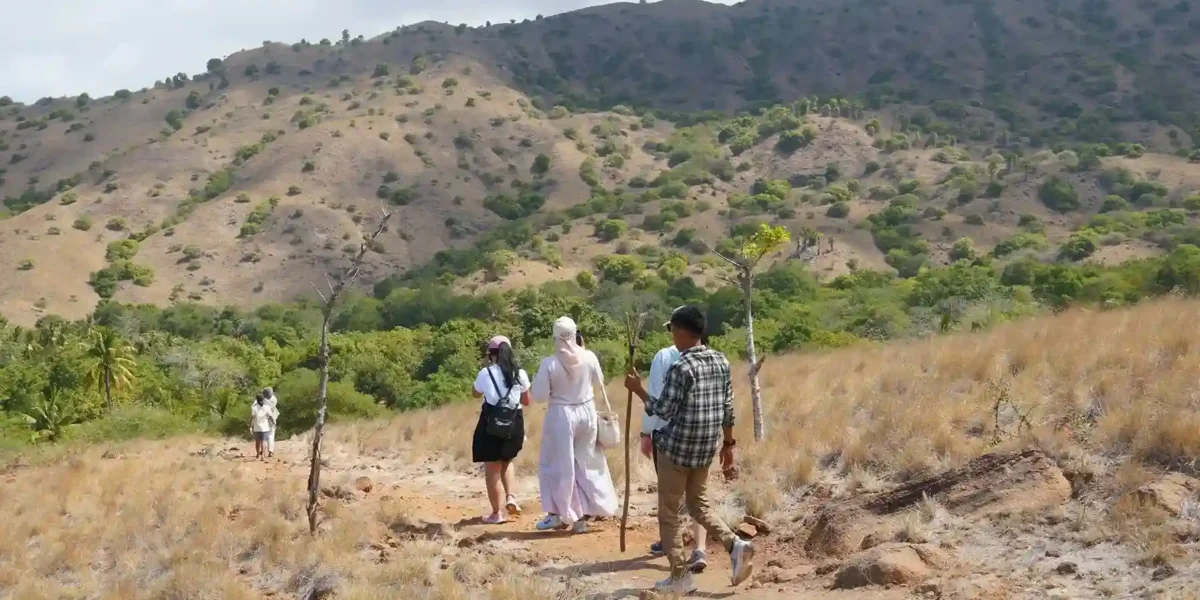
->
[833,543,952,589]
[807,449,1071,557]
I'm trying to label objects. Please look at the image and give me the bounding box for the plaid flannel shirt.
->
[647,345,735,469]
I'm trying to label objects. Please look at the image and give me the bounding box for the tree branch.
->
[701,239,744,270]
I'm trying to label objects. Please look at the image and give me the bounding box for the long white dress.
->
[263,393,280,452]
[531,350,619,524]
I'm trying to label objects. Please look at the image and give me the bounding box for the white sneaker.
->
[535,514,564,531]
[730,538,755,586]
[505,495,521,516]
[655,573,697,594]
[571,520,588,534]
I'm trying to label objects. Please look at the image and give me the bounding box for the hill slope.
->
[3,299,1200,598]
[0,0,1199,324]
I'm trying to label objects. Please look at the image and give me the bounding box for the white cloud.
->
[0,0,737,103]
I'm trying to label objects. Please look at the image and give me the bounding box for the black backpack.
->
[484,368,519,439]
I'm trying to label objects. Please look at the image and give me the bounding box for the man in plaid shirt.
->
[625,305,754,593]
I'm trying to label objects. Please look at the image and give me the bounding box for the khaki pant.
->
[656,452,737,578]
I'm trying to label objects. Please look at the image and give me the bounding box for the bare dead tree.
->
[306,206,393,535]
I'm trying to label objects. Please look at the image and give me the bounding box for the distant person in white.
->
[262,387,279,458]
[530,316,619,533]
[250,393,273,461]
[641,309,709,572]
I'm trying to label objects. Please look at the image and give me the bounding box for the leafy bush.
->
[1058,234,1098,262]
[826,202,850,218]
[992,232,1048,257]
[89,261,154,297]
[105,240,139,262]
[1039,177,1080,212]
[483,192,545,220]
[594,219,628,241]
[532,153,552,175]
[595,255,646,284]
[1100,195,1129,213]
[776,127,817,153]
[949,238,976,262]
[240,197,279,237]
[73,216,93,231]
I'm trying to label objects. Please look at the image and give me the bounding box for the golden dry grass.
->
[332,297,1200,521]
[5,299,1200,598]
[0,440,570,600]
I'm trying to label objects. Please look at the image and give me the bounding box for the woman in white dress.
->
[530,316,619,533]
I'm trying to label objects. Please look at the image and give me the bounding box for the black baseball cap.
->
[668,305,706,337]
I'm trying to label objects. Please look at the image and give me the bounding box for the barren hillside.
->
[0,0,1199,325]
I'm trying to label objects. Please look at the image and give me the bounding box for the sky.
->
[0,0,736,103]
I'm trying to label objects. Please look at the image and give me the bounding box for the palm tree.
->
[82,327,137,412]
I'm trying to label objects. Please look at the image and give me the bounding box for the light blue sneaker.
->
[535,514,564,531]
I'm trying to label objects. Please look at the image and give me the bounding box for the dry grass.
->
[329,297,1200,517]
[7,299,1200,597]
[0,441,573,599]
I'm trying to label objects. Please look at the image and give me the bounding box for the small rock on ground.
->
[833,543,953,589]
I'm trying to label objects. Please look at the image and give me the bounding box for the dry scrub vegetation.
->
[362,297,1200,505]
[4,299,1200,598]
[0,444,565,599]
[332,297,1200,565]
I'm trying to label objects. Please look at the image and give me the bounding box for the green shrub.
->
[594,219,628,241]
[1100,195,1129,213]
[595,255,646,284]
[105,239,139,261]
[63,407,199,444]
[1039,177,1080,212]
[826,202,850,218]
[1058,234,1098,262]
[532,153,552,175]
[73,216,93,231]
[272,369,385,436]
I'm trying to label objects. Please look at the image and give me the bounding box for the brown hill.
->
[1,0,1199,324]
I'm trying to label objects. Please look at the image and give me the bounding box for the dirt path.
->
[242,438,906,600]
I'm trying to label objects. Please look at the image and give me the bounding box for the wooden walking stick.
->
[620,311,648,553]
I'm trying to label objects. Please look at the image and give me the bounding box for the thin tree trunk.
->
[742,271,765,442]
[305,208,393,536]
[307,308,332,534]
[620,340,635,553]
[103,366,112,412]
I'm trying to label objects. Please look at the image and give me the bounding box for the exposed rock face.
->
[1133,473,1200,516]
[807,449,1071,557]
[832,543,952,589]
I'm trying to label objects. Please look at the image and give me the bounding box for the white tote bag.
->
[595,387,622,449]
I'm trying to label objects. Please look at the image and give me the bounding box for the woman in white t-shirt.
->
[472,335,532,525]
[529,316,619,533]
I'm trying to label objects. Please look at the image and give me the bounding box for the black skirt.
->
[472,403,525,463]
